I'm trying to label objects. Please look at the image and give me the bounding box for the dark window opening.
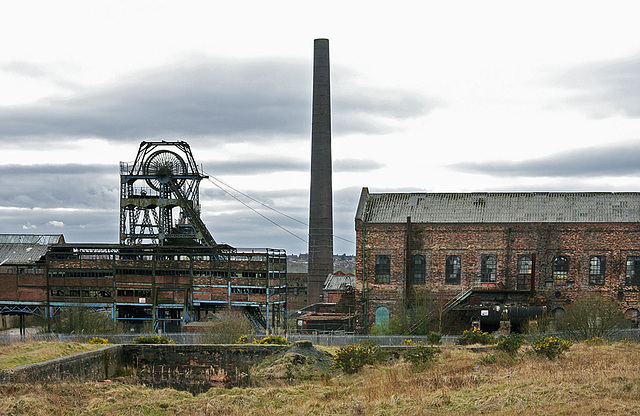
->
[445,255,461,285]
[375,256,390,284]
[410,255,426,284]
[517,255,532,290]
[589,256,605,285]
[626,256,640,286]
[552,256,569,286]
[480,256,497,283]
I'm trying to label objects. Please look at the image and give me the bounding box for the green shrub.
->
[496,333,525,355]
[252,335,290,345]
[427,331,443,345]
[334,342,387,374]
[532,336,572,359]
[459,327,495,345]
[132,335,174,344]
[403,344,441,369]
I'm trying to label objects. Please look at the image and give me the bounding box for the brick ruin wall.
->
[0,345,123,384]
[356,221,640,328]
[0,344,287,389]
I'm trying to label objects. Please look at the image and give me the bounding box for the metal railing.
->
[3,328,640,347]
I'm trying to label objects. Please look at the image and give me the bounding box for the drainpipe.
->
[405,216,412,303]
[505,228,512,288]
[362,224,369,332]
[530,253,537,301]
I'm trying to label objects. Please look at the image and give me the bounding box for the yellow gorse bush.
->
[252,335,289,345]
[460,327,495,345]
[532,336,572,359]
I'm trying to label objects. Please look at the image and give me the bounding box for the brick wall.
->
[123,344,288,383]
[356,220,640,330]
[0,345,123,384]
[1,344,287,390]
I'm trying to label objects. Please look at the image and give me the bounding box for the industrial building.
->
[355,187,640,332]
[0,142,287,333]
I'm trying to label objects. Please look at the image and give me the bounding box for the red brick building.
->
[355,188,640,332]
[0,234,287,333]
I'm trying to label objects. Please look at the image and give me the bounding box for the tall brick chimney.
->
[307,38,333,304]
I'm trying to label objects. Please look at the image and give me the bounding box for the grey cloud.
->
[0,164,114,175]
[0,161,360,253]
[559,54,640,118]
[202,185,359,254]
[1,61,81,93]
[200,157,383,176]
[451,142,640,178]
[2,61,52,78]
[0,57,435,143]
[201,158,308,176]
[0,164,118,209]
[0,207,118,244]
[334,158,384,173]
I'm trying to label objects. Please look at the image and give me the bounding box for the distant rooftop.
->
[0,234,65,265]
[0,234,65,245]
[356,188,640,224]
[323,271,356,292]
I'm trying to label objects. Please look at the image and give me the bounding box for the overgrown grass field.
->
[2,341,640,415]
[0,341,106,370]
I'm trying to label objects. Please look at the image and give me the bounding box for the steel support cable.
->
[204,171,355,245]
[204,175,307,244]
[206,172,306,225]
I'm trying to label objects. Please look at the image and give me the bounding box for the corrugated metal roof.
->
[323,273,356,291]
[0,244,49,265]
[355,188,640,223]
[0,234,64,245]
[0,234,64,265]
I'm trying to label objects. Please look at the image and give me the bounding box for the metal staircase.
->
[404,285,475,335]
[168,180,216,246]
[242,306,267,333]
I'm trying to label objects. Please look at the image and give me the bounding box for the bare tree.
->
[558,294,631,340]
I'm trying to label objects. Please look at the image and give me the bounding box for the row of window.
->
[374,254,640,286]
[45,269,268,279]
[0,266,44,275]
[50,289,112,298]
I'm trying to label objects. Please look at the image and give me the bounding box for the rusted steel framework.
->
[1,244,288,333]
[120,141,215,246]
[2,139,289,333]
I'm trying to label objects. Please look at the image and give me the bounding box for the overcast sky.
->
[2,1,640,255]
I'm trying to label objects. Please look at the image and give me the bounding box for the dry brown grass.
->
[0,341,106,370]
[2,342,640,415]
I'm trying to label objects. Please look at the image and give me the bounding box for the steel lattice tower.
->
[119,141,215,246]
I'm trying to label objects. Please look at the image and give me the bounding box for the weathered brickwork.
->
[356,219,640,330]
[0,344,286,391]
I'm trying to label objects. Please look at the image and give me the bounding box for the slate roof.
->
[0,234,64,265]
[355,187,640,224]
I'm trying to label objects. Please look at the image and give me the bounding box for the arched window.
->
[589,256,605,285]
[375,255,390,284]
[375,306,390,331]
[480,256,497,283]
[410,255,426,284]
[552,256,569,286]
[626,256,640,286]
[445,255,461,285]
[517,255,532,290]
